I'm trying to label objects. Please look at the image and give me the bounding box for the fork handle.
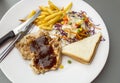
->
[0,31,15,46]
[0,34,21,63]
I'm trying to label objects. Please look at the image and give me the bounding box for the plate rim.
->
[0,0,110,83]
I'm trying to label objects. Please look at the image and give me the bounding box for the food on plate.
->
[15,31,47,60]
[59,64,64,69]
[31,35,61,74]
[27,10,36,19]
[64,2,72,13]
[15,33,37,60]
[49,10,100,47]
[16,31,62,74]
[62,32,102,64]
[16,0,103,74]
[67,60,72,64]
[19,10,36,22]
[34,0,72,30]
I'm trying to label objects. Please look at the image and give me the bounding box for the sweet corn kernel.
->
[61,21,64,24]
[59,64,64,69]
[77,20,83,25]
[79,27,83,31]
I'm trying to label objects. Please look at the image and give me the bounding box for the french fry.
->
[33,1,73,30]
[45,8,53,14]
[37,21,42,25]
[39,6,47,11]
[44,11,63,21]
[41,11,49,15]
[48,0,60,10]
[27,10,36,19]
[37,15,46,19]
[64,2,72,12]
[35,19,39,22]
[39,25,52,30]
[45,15,61,25]
[40,6,53,14]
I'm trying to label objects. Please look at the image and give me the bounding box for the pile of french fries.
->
[33,0,72,30]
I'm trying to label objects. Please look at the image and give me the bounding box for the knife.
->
[0,23,34,63]
[0,10,40,46]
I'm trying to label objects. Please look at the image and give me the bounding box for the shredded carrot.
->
[62,15,68,24]
[61,20,68,24]
[54,34,61,38]
[54,34,68,40]
[64,29,76,35]
[93,25,101,30]
[76,33,81,39]
[62,35,68,40]
[88,22,101,30]
[64,28,71,33]
[82,12,100,31]
[71,31,77,34]
[75,23,79,28]
[63,15,68,21]
[82,13,101,30]
[64,29,83,40]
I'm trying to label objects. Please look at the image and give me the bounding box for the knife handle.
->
[0,31,15,46]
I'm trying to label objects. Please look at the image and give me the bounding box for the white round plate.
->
[0,0,109,83]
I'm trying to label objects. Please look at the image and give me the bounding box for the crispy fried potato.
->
[27,10,36,19]
[33,1,72,30]
[48,0,60,10]
[44,11,63,21]
[64,2,72,12]
[45,15,61,25]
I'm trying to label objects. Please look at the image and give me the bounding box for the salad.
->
[49,10,100,46]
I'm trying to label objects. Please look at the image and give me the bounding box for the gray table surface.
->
[0,0,120,83]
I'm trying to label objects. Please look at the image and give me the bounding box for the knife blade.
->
[0,10,40,46]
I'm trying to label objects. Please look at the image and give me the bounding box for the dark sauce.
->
[30,35,56,69]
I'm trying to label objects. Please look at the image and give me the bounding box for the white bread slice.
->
[62,32,102,64]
